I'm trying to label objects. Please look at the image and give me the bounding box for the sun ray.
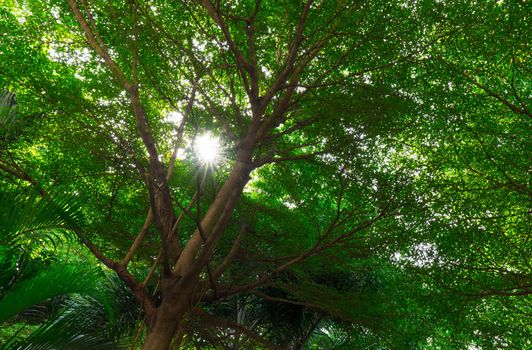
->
[194,132,221,165]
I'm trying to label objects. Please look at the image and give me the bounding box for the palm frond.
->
[0,193,85,247]
[1,307,115,350]
[1,275,142,350]
[0,90,21,144]
[0,191,88,302]
[0,90,17,126]
[0,264,104,323]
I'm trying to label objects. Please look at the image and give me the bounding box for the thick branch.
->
[121,79,199,266]
[173,155,254,277]
[67,0,133,90]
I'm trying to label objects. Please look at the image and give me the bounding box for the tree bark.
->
[141,150,254,349]
[141,280,196,350]
[173,147,254,277]
[142,306,184,350]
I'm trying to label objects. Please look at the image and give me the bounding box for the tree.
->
[1,0,530,349]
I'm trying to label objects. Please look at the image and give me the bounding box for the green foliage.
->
[0,192,85,300]
[0,264,102,324]
[0,190,141,348]
[1,274,142,350]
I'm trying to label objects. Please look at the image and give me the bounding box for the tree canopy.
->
[0,0,530,349]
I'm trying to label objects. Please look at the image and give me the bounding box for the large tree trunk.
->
[141,299,188,350]
[142,274,201,350]
[142,315,180,350]
[142,147,255,350]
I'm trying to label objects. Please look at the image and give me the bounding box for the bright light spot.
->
[165,111,182,124]
[262,67,272,78]
[243,170,261,193]
[51,6,61,21]
[47,46,91,65]
[192,38,207,51]
[195,132,220,165]
[391,243,440,268]
[175,148,186,160]
[283,201,297,209]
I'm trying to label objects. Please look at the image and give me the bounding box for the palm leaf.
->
[1,307,115,350]
[1,275,142,350]
[0,191,86,299]
[0,90,20,144]
[0,90,17,126]
[0,264,104,323]
[0,193,85,247]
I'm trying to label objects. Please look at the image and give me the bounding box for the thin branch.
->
[464,72,531,119]
[261,0,314,113]
[199,0,252,96]
[192,307,283,350]
[209,223,247,286]
[249,290,323,310]
[121,80,198,266]
[209,209,387,300]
